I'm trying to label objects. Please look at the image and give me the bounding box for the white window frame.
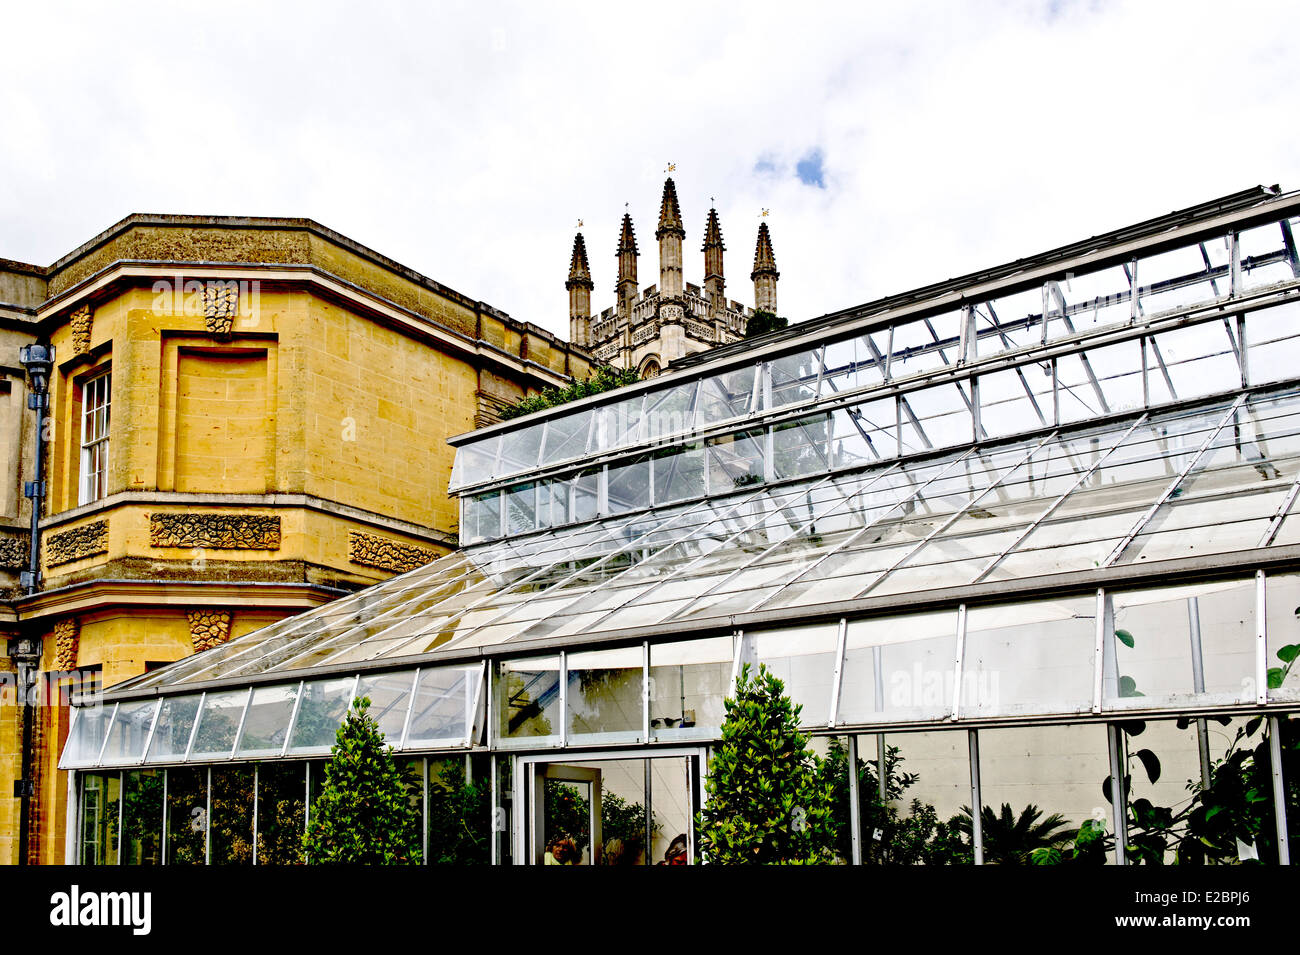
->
[79,370,111,506]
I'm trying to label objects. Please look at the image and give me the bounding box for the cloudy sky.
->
[4,0,1299,339]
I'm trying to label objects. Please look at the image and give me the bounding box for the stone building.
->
[568,178,780,376]
[0,214,593,864]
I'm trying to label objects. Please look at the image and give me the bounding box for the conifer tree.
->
[303,697,422,864]
[697,664,836,864]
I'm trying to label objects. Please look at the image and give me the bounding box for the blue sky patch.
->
[796,149,826,188]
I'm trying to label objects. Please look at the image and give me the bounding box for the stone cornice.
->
[40,490,456,548]
[35,262,574,388]
[10,578,348,621]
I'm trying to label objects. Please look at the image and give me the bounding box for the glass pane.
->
[494,657,561,747]
[1104,579,1255,709]
[1146,321,1241,405]
[210,766,255,865]
[1056,264,1134,336]
[78,772,120,865]
[449,434,499,490]
[978,724,1114,865]
[1138,239,1228,315]
[567,646,643,743]
[145,695,202,763]
[287,678,355,754]
[652,443,705,505]
[1240,219,1298,293]
[696,366,756,427]
[407,666,481,745]
[851,730,971,864]
[821,334,884,397]
[963,597,1096,718]
[256,763,306,864]
[839,610,958,724]
[101,699,158,766]
[121,769,164,865]
[768,349,821,409]
[541,411,593,467]
[607,456,651,515]
[975,286,1044,358]
[832,400,895,465]
[644,381,697,441]
[498,423,544,476]
[188,689,249,761]
[235,683,299,758]
[427,756,491,864]
[648,756,695,866]
[707,429,765,490]
[165,767,208,865]
[356,670,415,745]
[753,623,840,728]
[902,382,972,452]
[1246,301,1300,386]
[63,704,114,767]
[462,490,501,545]
[504,482,538,536]
[1265,573,1300,703]
[772,413,831,480]
[979,364,1052,439]
[650,637,732,741]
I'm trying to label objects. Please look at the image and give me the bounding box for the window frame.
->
[78,369,112,506]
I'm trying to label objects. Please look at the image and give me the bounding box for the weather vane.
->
[665,162,676,173]
[576,219,584,230]
[761,208,770,217]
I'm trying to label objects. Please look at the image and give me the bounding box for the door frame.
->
[513,746,707,866]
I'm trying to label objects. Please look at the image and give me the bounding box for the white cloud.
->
[3,0,1299,340]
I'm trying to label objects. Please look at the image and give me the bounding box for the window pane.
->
[771,414,830,480]
[1104,579,1255,710]
[505,482,537,535]
[235,683,298,758]
[189,689,250,760]
[768,349,821,409]
[356,670,415,745]
[63,704,114,767]
[652,443,705,505]
[122,769,164,865]
[979,364,1052,439]
[287,678,355,754]
[145,695,202,763]
[1265,573,1300,703]
[696,366,755,426]
[1146,321,1241,404]
[706,429,765,490]
[821,334,883,397]
[407,666,481,745]
[1245,301,1300,386]
[839,610,958,724]
[753,623,840,727]
[649,636,732,741]
[1240,219,1299,293]
[210,766,255,865]
[498,423,544,476]
[494,657,561,746]
[607,456,651,514]
[78,772,120,865]
[101,699,158,765]
[963,597,1096,718]
[567,646,643,743]
[165,767,208,865]
[257,763,306,864]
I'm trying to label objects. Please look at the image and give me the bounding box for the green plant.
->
[542,781,655,864]
[498,365,640,421]
[697,664,836,864]
[426,759,490,865]
[951,803,1075,865]
[745,309,789,339]
[302,696,422,864]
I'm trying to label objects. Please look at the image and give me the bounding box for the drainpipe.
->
[11,343,54,865]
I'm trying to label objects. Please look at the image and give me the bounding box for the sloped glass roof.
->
[116,383,1300,692]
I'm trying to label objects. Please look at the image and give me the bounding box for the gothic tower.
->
[566,232,593,347]
[703,206,725,319]
[616,212,639,318]
[656,177,685,303]
[751,221,780,314]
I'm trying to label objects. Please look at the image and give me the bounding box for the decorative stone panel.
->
[187,610,232,653]
[149,513,280,550]
[202,282,239,336]
[70,305,94,356]
[45,520,109,566]
[0,534,29,569]
[52,619,80,671]
[347,531,436,574]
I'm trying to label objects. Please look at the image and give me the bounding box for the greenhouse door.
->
[516,749,705,865]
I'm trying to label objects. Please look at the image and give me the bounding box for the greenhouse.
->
[62,185,1300,865]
